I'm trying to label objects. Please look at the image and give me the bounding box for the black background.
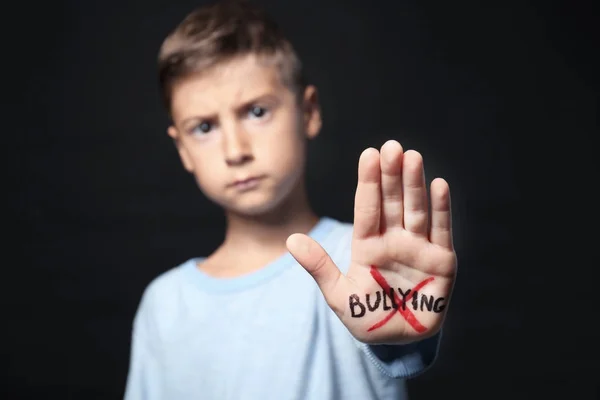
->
[6,0,596,399]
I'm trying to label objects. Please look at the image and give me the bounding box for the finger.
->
[286,233,347,314]
[429,178,454,249]
[379,140,404,231]
[353,148,382,239]
[402,150,428,236]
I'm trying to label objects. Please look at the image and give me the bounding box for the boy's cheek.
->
[193,174,227,204]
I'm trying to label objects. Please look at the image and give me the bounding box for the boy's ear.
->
[302,85,322,139]
[167,125,194,173]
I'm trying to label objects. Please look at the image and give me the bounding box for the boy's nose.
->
[223,129,253,166]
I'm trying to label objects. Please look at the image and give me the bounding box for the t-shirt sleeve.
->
[123,287,163,400]
[359,332,441,379]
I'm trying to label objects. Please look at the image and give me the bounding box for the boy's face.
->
[167,54,321,216]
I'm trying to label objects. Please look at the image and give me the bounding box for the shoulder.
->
[321,217,353,246]
[135,259,193,316]
[319,217,354,272]
[131,259,197,340]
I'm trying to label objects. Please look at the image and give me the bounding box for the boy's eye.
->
[249,106,267,118]
[192,121,212,134]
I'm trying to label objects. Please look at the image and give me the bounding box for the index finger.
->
[353,148,382,240]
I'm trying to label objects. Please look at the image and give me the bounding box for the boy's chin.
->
[219,193,289,218]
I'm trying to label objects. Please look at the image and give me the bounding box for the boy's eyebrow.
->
[179,93,280,127]
[233,93,279,112]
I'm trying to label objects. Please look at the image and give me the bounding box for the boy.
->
[124,1,457,399]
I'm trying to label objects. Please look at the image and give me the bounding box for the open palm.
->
[287,140,457,344]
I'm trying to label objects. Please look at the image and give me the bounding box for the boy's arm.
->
[124,288,162,400]
[360,333,441,379]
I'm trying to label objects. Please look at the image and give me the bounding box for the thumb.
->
[286,233,344,305]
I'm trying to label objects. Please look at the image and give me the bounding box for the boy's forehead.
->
[171,55,288,119]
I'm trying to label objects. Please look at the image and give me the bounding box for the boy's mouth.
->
[228,175,266,191]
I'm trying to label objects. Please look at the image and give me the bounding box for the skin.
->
[167,54,322,277]
[168,53,457,344]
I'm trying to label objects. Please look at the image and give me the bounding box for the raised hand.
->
[287,140,457,344]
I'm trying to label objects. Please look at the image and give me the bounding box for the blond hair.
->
[158,0,306,113]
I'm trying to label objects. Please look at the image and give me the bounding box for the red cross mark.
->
[367,265,434,333]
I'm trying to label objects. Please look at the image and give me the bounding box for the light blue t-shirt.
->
[124,217,440,400]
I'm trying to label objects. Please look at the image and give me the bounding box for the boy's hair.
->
[158,0,306,114]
